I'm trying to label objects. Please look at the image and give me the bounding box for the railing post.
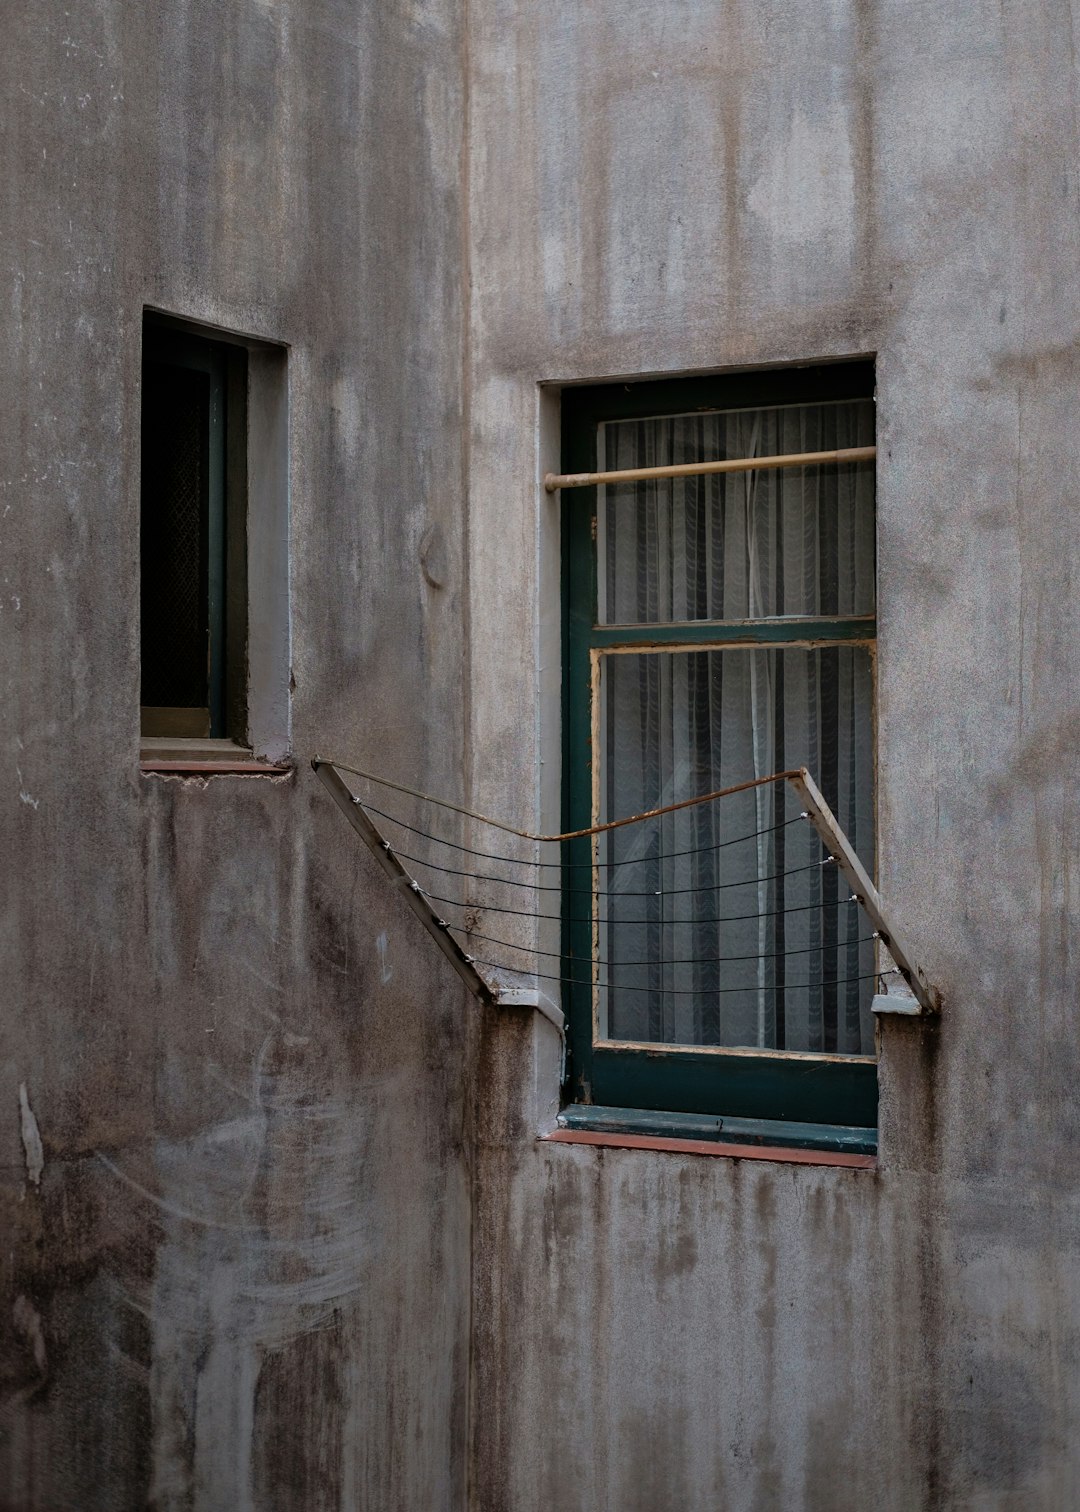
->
[787,768,940,1016]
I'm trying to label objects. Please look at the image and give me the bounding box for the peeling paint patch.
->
[18,1082,44,1187]
[12,1294,47,1382]
[377,930,393,984]
[16,765,40,808]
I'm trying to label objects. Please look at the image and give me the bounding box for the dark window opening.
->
[140,319,247,741]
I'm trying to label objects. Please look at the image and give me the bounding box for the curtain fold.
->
[597,400,875,1057]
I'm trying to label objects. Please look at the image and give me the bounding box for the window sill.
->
[540,1128,876,1170]
[551,1103,876,1163]
[140,738,291,775]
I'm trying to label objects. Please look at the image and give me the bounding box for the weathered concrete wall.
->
[2,1,474,1508]
[466,2,1080,1508]
[7,0,1080,1507]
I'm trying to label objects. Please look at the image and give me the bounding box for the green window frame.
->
[560,362,878,1147]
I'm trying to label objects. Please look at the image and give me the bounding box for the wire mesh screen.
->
[140,361,210,711]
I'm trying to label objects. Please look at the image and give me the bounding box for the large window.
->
[561,363,878,1141]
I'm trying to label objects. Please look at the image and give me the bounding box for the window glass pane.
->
[598,645,875,1056]
[140,360,211,711]
[598,400,875,625]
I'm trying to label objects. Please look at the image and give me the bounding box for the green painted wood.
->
[561,384,600,1113]
[591,617,876,650]
[585,1049,877,1129]
[560,1104,724,1140]
[560,363,879,1130]
[565,360,875,429]
[559,1102,878,1154]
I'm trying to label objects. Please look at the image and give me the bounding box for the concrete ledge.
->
[493,988,565,1034]
[139,737,293,774]
[871,992,923,1017]
[141,762,293,774]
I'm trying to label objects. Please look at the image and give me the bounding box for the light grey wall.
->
[1,1,474,1507]
[466,2,1080,1509]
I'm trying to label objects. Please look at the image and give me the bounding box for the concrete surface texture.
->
[465,1,1080,1509]
[2,0,474,1507]
[4,0,1080,1508]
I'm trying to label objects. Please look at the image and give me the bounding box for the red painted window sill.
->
[540,1128,876,1170]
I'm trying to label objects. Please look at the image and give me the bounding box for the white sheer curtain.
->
[596,401,876,1056]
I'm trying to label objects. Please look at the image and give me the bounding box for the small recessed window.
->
[140,320,247,741]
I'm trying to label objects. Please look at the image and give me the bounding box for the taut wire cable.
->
[378,838,834,898]
[358,798,805,871]
[312,754,940,1022]
[412,883,861,928]
[468,960,898,998]
[324,757,802,843]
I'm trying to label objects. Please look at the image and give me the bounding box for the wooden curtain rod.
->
[543,445,876,493]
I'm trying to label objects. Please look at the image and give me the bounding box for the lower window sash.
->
[577,1044,878,1129]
